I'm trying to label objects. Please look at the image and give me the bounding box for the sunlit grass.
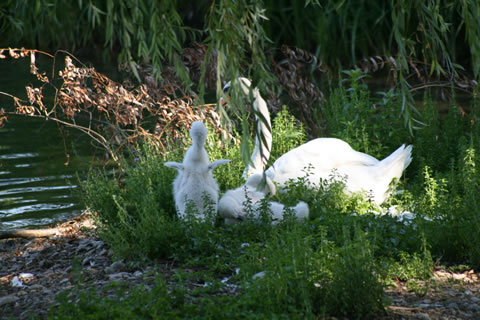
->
[58,73,480,318]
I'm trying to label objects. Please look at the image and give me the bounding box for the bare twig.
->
[0,48,231,164]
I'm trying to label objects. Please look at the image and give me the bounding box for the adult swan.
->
[224,78,412,205]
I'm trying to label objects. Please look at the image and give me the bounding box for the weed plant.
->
[324,71,480,267]
[71,80,480,319]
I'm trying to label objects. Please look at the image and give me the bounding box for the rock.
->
[466,303,480,311]
[28,284,46,291]
[105,260,126,274]
[108,272,131,281]
[460,311,473,318]
[447,302,459,309]
[16,290,27,297]
[419,298,431,308]
[82,256,93,266]
[75,239,93,253]
[0,295,19,306]
[415,313,431,320]
[93,240,106,249]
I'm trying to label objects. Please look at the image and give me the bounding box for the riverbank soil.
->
[1,213,479,319]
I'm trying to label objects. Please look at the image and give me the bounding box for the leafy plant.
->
[324,69,411,159]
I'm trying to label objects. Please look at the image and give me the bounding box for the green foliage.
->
[324,70,410,158]
[82,142,184,260]
[323,70,480,268]
[2,0,480,147]
[72,92,480,319]
[2,0,479,78]
[382,250,433,283]
[76,108,397,318]
[49,276,236,319]
[104,0,188,82]
[270,106,307,161]
[236,223,385,319]
[323,227,386,318]
[2,1,480,314]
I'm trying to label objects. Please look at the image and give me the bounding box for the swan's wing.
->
[208,159,231,170]
[165,162,184,171]
[270,138,379,175]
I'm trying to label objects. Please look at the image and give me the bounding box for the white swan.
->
[165,121,230,220]
[218,173,309,224]
[225,78,412,205]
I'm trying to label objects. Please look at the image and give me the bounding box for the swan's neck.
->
[243,88,272,178]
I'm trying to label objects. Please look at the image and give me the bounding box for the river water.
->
[0,115,95,230]
[0,57,100,231]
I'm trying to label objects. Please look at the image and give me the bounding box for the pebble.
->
[416,313,431,320]
[108,272,131,281]
[16,290,27,297]
[0,295,19,306]
[82,256,93,266]
[466,303,480,311]
[28,284,46,291]
[105,260,126,274]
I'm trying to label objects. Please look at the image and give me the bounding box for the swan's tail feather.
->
[378,144,413,179]
[369,144,412,204]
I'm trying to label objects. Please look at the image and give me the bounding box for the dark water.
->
[0,56,99,231]
[0,115,95,230]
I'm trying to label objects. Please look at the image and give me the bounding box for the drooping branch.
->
[0,48,231,164]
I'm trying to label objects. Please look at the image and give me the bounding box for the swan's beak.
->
[219,82,231,107]
[219,97,227,106]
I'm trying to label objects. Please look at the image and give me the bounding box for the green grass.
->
[54,73,480,319]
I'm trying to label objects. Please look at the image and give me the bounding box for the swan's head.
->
[190,121,208,145]
[222,78,252,96]
[220,78,255,107]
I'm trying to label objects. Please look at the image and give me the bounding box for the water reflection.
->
[2,202,77,216]
[0,152,39,160]
[0,116,94,230]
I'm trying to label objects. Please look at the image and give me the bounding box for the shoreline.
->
[1,212,479,319]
